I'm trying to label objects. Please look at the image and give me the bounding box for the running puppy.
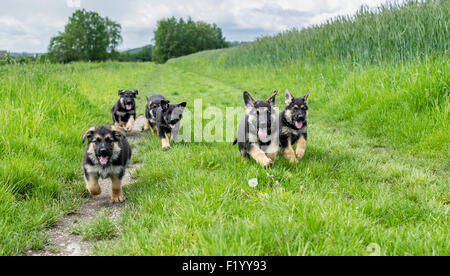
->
[82,125,131,203]
[234,91,279,168]
[144,94,168,135]
[111,90,138,132]
[279,89,309,163]
[156,100,187,150]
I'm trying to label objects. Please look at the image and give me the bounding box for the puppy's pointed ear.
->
[133,90,138,95]
[243,91,255,111]
[161,99,169,111]
[82,127,96,143]
[118,90,125,96]
[146,96,150,102]
[285,89,294,106]
[304,90,310,101]
[111,126,126,140]
[178,102,187,109]
[266,90,278,107]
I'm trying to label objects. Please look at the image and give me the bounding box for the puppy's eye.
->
[105,138,112,143]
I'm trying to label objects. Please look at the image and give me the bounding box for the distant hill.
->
[121,45,152,54]
[9,52,43,57]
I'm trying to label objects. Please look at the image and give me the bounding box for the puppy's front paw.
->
[86,184,101,196]
[260,157,273,168]
[110,195,124,203]
[296,150,305,160]
[162,145,171,151]
[283,150,298,163]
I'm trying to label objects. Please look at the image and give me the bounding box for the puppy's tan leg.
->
[296,135,307,160]
[151,126,158,135]
[110,174,124,203]
[249,144,273,168]
[283,139,298,163]
[161,135,170,150]
[85,174,101,196]
[266,152,277,162]
[144,119,150,131]
[126,117,135,132]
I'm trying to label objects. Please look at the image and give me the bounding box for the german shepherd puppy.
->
[279,89,310,163]
[156,100,187,150]
[234,91,279,167]
[111,90,138,132]
[144,94,168,135]
[82,126,131,203]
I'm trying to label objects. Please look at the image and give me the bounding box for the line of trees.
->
[45,10,231,63]
[152,17,231,63]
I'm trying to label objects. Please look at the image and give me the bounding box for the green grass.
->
[91,62,448,256]
[0,62,156,255]
[70,215,117,241]
[1,0,448,256]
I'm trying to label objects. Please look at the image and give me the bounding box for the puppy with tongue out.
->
[82,126,132,203]
[279,89,310,163]
[111,90,138,132]
[234,90,280,168]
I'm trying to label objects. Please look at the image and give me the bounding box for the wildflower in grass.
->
[248,178,258,187]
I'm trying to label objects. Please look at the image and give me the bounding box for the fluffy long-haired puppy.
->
[156,100,187,150]
[279,89,309,163]
[82,126,131,203]
[111,90,138,132]
[234,91,279,167]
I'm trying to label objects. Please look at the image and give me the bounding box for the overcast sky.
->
[0,0,398,53]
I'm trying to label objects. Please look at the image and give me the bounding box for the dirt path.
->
[26,116,146,256]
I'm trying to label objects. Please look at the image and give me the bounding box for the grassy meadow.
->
[0,0,448,255]
[0,62,156,255]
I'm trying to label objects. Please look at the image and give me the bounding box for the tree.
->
[48,10,122,63]
[152,17,231,64]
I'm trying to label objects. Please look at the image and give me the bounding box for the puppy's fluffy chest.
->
[84,164,123,179]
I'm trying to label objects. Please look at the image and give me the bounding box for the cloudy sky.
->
[0,0,397,53]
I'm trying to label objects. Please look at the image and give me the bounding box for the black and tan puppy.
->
[279,89,309,163]
[144,94,168,135]
[234,91,279,167]
[111,90,138,132]
[82,126,131,203]
[156,100,187,150]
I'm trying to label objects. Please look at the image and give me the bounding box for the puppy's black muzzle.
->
[99,148,110,157]
[294,114,305,122]
[151,108,158,118]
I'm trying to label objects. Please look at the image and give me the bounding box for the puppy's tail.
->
[233,139,238,146]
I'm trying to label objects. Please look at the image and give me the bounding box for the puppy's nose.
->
[99,148,108,156]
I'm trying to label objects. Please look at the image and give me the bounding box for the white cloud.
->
[0,0,401,53]
[66,0,81,9]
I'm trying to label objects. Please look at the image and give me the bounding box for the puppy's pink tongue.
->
[295,121,303,129]
[258,129,268,140]
[99,156,108,165]
[170,124,176,129]
[126,105,132,110]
